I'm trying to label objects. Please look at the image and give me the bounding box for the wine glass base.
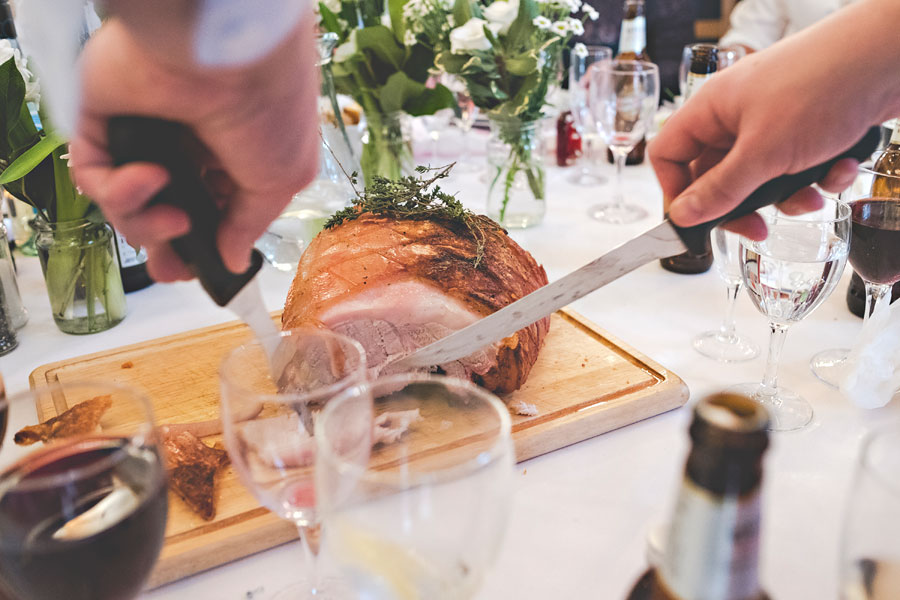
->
[727,383,813,432]
[588,202,647,224]
[568,170,608,186]
[810,348,850,389]
[692,330,760,363]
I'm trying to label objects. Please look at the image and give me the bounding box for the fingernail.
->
[669,194,702,225]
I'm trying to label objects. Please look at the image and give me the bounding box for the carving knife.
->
[392,126,881,371]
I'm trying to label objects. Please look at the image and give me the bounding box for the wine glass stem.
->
[612,148,628,209]
[863,281,892,322]
[298,522,322,596]
[761,322,790,395]
[718,282,741,341]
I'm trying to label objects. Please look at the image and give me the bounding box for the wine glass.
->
[568,45,612,186]
[421,109,454,166]
[220,328,367,598]
[811,166,900,387]
[315,373,514,599]
[840,423,900,599]
[730,198,851,431]
[588,59,659,224]
[444,74,481,174]
[0,382,167,600]
[692,227,760,362]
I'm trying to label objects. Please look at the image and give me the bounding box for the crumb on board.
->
[121,361,134,369]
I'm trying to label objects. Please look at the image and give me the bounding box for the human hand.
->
[70,17,319,283]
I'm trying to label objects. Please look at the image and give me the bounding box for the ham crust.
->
[283,213,549,393]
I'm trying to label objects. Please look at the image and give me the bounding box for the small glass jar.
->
[486,117,546,229]
[0,219,26,329]
[0,283,17,356]
[34,217,126,334]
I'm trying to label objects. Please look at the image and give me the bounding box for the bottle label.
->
[662,480,762,600]
[115,231,147,269]
[890,119,900,145]
[619,17,646,56]
[683,72,711,102]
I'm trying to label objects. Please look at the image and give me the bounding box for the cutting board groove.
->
[29,308,687,589]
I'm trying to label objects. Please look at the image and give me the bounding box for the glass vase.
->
[360,110,413,186]
[486,117,546,229]
[34,217,127,334]
[0,219,26,329]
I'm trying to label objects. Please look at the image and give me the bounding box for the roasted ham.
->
[282,212,549,394]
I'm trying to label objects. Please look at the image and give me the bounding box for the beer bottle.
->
[608,0,649,166]
[626,393,771,600]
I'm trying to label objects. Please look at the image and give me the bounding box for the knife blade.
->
[393,126,882,370]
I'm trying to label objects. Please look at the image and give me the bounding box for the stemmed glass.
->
[0,382,167,600]
[315,373,514,599]
[421,109,454,166]
[693,227,760,362]
[811,167,900,387]
[220,328,367,598]
[588,59,659,224]
[839,424,900,599]
[445,74,481,173]
[730,199,851,431]
[568,45,612,186]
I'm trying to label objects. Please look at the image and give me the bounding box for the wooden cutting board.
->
[29,309,687,589]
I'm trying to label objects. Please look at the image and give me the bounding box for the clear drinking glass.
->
[678,43,745,97]
[693,227,760,362]
[730,199,851,431]
[0,382,167,600]
[316,373,514,599]
[811,166,900,388]
[421,109,454,165]
[588,59,659,224]
[220,328,367,599]
[840,424,900,599]
[445,74,481,174]
[568,45,612,186]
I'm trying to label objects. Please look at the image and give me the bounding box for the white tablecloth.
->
[2,151,897,600]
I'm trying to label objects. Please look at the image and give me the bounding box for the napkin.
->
[840,296,900,409]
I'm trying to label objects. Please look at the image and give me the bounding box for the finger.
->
[719,213,767,240]
[74,162,170,221]
[817,158,859,194]
[776,186,824,216]
[114,204,192,248]
[217,191,289,273]
[145,242,194,283]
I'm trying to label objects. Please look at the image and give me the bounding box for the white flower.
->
[381,13,392,28]
[483,0,519,35]
[566,17,584,35]
[573,42,588,58]
[550,20,569,36]
[404,29,417,46]
[567,0,583,12]
[533,15,552,29]
[449,18,501,53]
[585,6,599,20]
[333,30,357,62]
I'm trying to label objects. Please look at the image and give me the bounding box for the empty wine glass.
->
[220,328,367,599]
[421,109,454,166]
[568,45,612,186]
[0,382,167,600]
[316,373,514,599]
[811,166,900,388]
[730,199,851,431]
[445,74,481,174]
[840,423,900,599]
[588,59,659,224]
[693,227,760,362]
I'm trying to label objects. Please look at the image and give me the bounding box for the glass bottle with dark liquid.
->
[114,230,154,293]
[626,392,771,600]
[659,45,718,275]
[607,0,649,166]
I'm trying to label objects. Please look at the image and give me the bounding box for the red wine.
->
[0,437,168,600]
[850,200,900,285]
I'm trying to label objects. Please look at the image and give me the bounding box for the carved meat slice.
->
[14,395,113,445]
[161,429,230,521]
[283,213,549,394]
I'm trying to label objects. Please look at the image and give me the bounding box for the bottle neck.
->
[660,477,763,600]
[890,119,900,146]
[683,72,711,102]
[618,15,647,57]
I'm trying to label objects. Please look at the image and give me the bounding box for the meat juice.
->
[0,437,168,600]
[850,200,900,285]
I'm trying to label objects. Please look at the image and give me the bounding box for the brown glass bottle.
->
[608,0,648,166]
[871,119,900,198]
[625,393,771,600]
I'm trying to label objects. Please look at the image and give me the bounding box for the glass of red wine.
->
[220,327,367,599]
[0,382,167,600]
[811,166,900,387]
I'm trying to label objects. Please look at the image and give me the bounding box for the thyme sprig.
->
[325,164,488,267]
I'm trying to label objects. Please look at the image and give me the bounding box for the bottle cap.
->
[690,392,769,454]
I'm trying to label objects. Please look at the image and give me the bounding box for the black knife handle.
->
[107,116,262,307]
[673,126,882,256]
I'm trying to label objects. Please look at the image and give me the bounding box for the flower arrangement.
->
[408,0,598,226]
[0,40,125,333]
[316,0,458,185]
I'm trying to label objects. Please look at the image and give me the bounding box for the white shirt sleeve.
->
[194,0,312,66]
[719,0,788,51]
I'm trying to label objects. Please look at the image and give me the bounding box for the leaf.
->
[506,0,539,50]
[505,52,538,76]
[405,84,456,116]
[318,3,343,35]
[388,0,407,40]
[452,0,474,25]
[355,25,404,71]
[0,130,66,184]
[436,51,469,74]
